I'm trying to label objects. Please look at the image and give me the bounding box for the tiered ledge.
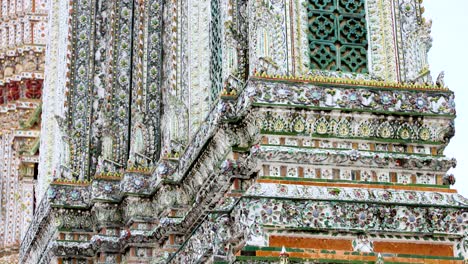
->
[252,72,450,92]
[235,246,464,264]
[248,179,467,207]
[256,177,456,193]
[247,75,456,117]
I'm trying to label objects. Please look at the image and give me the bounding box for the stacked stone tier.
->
[19,78,466,263]
[0,103,41,264]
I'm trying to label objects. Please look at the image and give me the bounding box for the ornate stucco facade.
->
[5,0,467,263]
[0,0,47,263]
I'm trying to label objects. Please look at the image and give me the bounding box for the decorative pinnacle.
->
[279,246,289,264]
[280,246,287,255]
[376,253,385,264]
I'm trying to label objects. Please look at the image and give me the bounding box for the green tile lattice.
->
[307,0,368,73]
[210,0,223,103]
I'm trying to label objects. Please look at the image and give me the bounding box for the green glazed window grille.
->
[210,0,223,103]
[307,0,368,73]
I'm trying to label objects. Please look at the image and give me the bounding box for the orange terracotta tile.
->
[269,236,352,251]
[373,241,454,257]
[253,249,461,263]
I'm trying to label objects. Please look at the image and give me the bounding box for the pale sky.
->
[425,0,468,197]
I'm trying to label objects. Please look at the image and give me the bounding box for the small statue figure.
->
[24,50,37,71]
[4,61,15,78]
[443,174,456,186]
[436,71,445,87]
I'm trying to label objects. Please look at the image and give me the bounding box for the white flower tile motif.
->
[268,137,280,145]
[321,169,333,180]
[302,138,313,147]
[270,165,281,177]
[340,170,352,180]
[360,170,373,182]
[359,143,370,150]
[376,144,388,152]
[337,141,352,149]
[304,167,316,178]
[320,141,332,148]
[397,173,412,184]
[416,174,435,185]
[377,171,390,182]
[285,138,298,146]
[287,167,298,177]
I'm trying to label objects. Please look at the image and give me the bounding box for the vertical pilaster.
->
[128,0,163,165]
[67,0,96,180]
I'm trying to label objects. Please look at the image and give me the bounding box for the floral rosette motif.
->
[276,184,289,196]
[281,201,302,225]
[102,183,113,193]
[305,88,324,105]
[302,203,329,228]
[403,191,420,203]
[426,192,445,204]
[91,180,121,201]
[398,208,425,232]
[447,96,456,114]
[375,190,393,202]
[337,89,360,107]
[446,211,468,233]
[432,209,466,233]
[275,87,292,100]
[378,207,398,229]
[70,190,81,201]
[331,204,348,227]
[122,173,150,194]
[47,188,57,199]
[48,185,90,207]
[412,95,428,111]
[353,188,369,200]
[426,208,448,232]
[352,206,375,229]
[156,162,171,178]
[259,203,282,225]
[376,91,396,110]
[132,178,145,189]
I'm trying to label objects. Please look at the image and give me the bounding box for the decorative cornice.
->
[245,182,468,208]
[257,145,456,173]
[245,78,456,117]
[251,74,450,92]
